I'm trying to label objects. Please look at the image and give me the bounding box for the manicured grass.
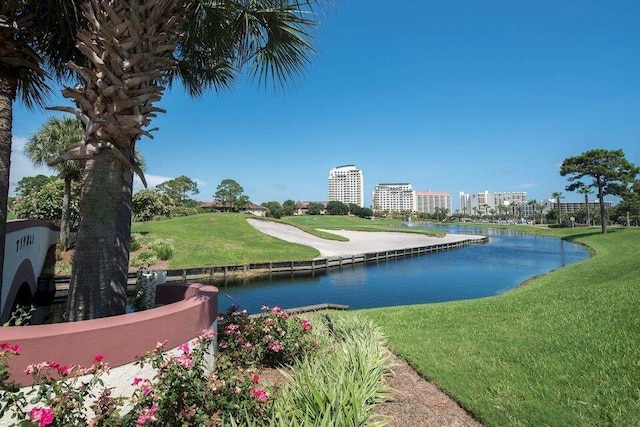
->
[131,213,319,267]
[358,227,640,426]
[282,215,444,236]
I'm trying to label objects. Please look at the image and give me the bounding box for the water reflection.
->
[218,226,589,314]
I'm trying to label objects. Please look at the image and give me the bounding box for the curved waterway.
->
[217,225,590,314]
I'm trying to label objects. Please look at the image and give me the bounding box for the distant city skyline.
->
[9,0,639,210]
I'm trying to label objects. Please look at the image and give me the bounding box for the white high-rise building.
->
[328,165,364,207]
[415,190,452,215]
[459,190,527,216]
[372,183,415,212]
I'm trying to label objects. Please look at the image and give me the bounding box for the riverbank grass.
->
[131,213,319,267]
[359,227,640,426]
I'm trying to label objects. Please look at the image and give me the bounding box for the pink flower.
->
[267,340,284,352]
[29,406,54,426]
[224,324,239,335]
[252,374,260,383]
[200,329,217,338]
[252,389,268,403]
[25,364,35,375]
[301,319,312,331]
[136,405,158,425]
[93,354,105,363]
[219,342,228,349]
[174,354,194,368]
[132,377,143,386]
[0,343,22,355]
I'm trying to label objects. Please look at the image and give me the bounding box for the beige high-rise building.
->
[415,190,452,215]
[372,183,415,212]
[328,165,364,207]
[459,190,527,216]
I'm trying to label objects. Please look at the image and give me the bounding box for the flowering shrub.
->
[217,305,317,368]
[0,306,318,426]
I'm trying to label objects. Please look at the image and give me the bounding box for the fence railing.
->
[53,236,488,294]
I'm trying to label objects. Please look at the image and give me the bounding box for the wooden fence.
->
[53,236,488,295]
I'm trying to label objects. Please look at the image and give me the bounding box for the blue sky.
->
[10,0,640,210]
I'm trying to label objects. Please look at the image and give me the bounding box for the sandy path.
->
[247,219,485,257]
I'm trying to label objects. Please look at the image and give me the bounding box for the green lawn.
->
[131,213,319,267]
[358,227,640,426]
[131,215,638,424]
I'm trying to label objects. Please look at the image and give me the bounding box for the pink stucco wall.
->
[1,282,218,386]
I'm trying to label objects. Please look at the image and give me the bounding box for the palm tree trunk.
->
[597,186,607,234]
[0,71,17,303]
[584,193,590,226]
[60,176,71,250]
[66,149,132,320]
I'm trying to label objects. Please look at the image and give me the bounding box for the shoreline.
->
[246,218,486,258]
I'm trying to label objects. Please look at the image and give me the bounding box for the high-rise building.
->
[328,165,364,207]
[415,190,452,215]
[459,190,527,216]
[372,183,415,212]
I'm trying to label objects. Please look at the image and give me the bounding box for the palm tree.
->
[52,0,323,320]
[528,199,538,224]
[536,201,546,224]
[0,0,82,299]
[25,116,83,249]
[551,191,563,224]
[576,184,592,226]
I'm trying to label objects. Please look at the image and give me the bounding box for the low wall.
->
[2,282,218,386]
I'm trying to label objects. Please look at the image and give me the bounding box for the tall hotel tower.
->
[328,165,364,208]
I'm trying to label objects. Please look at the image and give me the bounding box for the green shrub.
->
[130,250,158,268]
[149,240,174,260]
[170,206,201,218]
[228,314,391,427]
[217,305,317,368]
[130,234,142,251]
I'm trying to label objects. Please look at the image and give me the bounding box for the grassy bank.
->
[127,213,443,269]
[131,213,319,267]
[358,227,640,426]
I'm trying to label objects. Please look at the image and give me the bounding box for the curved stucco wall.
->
[2,282,218,386]
[2,220,59,322]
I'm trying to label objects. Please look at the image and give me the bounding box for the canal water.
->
[217,225,590,314]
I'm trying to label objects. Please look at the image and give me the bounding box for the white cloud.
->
[9,136,56,195]
[133,173,173,193]
[514,183,537,189]
[9,138,208,201]
[133,174,208,200]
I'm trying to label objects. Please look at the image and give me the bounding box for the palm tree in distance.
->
[536,201,546,224]
[53,0,324,321]
[25,116,84,250]
[528,199,538,224]
[0,0,83,299]
[575,184,593,226]
[551,191,563,224]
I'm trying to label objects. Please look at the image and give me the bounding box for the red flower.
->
[28,407,54,426]
[93,354,105,363]
[252,389,268,403]
[0,343,22,355]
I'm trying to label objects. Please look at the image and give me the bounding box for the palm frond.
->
[174,0,319,94]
